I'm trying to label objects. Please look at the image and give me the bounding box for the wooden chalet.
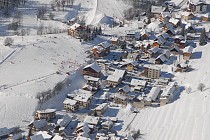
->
[68,23,86,38]
[83,63,102,78]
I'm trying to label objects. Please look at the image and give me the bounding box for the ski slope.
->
[75,0,130,25]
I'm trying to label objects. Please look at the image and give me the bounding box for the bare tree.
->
[61,0,66,11]
[37,6,47,20]
[37,23,44,35]
[20,28,26,36]
[132,129,141,140]
[198,83,206,92]
[50,0,56,11]
[49,12,55,20]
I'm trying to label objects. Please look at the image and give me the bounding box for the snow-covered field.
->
[0,33,90,127]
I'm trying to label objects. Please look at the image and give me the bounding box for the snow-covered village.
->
[0,0,210,139]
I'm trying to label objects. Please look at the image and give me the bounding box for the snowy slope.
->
[117,43,210,140]
[0,34,89,128]
[74,0,130,25]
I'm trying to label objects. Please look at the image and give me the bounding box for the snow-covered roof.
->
[161,82,177,97]
[30,134,45,140]
[107,75,121,82]
[130,79,147,87]
[161,12,171,18]
[189,0,206,5]
[84,116,100,125]
[175,35,185,40]
[151,6,163,13]
[157,36,166,44]
[57,114,72,127]
[178,62,188,68]
[32,119,48,129]
[52,135,63,140]
[10,133,22,140]
[119,85,131,93]
[0,127,9,137]
[70,23,81,30]
[95,103,108,110]
[185,22,195,30]
[115,93,127,100]
[96,59,108,63]
[73,91,92,103]
[36,131,52,139]
[102,119,113,127]
[63,98,78,105]
[144,64,161,71]
[99,41,111,49]
[36,109,56,114]
[147,87,161,101]
[181,11,193,17]
[76,136,91,140]
[161,33,170,39]
[148,47,160,54]
[83,62,102,72]
[183,46,194,53]
[156,54,167,62]
[84,76,100,82]
[113,69,126,78]
[93,45,104,53]
[169,18,180,25]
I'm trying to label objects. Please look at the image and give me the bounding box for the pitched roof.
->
[83,63,102,72]
[57,114,72,127]
[36,131,53,139]
[130,79,147,87]
[99,41,111,49]
[84,116,100,125]
[73,90,92,102]
[151,6,163,13]
[156,54,167,62]
[0,127,9,137]
[32,119,48,129]
[63,98,78,105]
[107,75,121,82]
[161,12,171,18]
[52,135,63,140]
[183,46,193,53]
[118,85,131,93]
[113,69,126,78]
[95,103,108,110]
[146,87,161,101]
[70,23,81,30]
[36,109,56,114]
[30,134,45,140]
[189,0,207,5]
[169,18,180,25]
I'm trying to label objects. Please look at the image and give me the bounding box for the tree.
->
[37,6,47,20]
[198,83,205,92]
[4,37,14,46]
[199,28,207,46]
[133,129,141,140]
[37,23,44,35]
[120,40,127,50]
[61,0,66,11]
[49,12,55,20]
[186,86,192,94]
